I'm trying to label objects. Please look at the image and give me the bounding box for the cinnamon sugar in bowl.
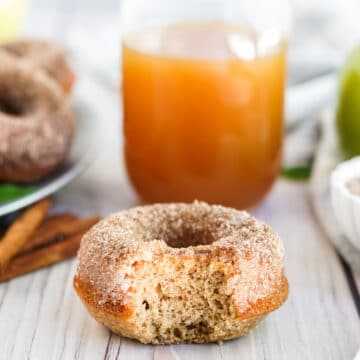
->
[331,157,360,250]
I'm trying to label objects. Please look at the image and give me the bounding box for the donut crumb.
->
[131,258,259,343]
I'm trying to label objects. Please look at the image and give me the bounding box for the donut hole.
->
[164,224,218,249]
[0,96,25,116]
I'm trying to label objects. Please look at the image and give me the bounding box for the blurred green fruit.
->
[0,0,27,43]
[337,46,360,158]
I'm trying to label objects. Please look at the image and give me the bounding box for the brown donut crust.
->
[2,39,75,94]
[0,51,74,182]
[74,202,289,344]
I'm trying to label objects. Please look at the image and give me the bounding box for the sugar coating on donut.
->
[0,50,74,181]
[2,39,75,93]
[75,201,288,344]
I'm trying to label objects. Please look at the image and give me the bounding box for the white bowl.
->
[331,156,360,250]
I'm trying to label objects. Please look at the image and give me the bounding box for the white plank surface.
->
[0,4,359,359]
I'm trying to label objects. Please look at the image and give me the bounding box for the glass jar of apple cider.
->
[121,0,290,209]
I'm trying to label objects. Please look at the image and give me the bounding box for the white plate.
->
[0,77,97,217]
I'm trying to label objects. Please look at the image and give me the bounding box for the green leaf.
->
[281,165,312,181]
[0,184,37,204]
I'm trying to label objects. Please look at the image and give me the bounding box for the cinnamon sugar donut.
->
[74,201,288,344]
[2,39,75,94]
[0,51,74,182]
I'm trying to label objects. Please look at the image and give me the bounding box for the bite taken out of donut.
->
[0,50,74,182]
[74,201,288,344]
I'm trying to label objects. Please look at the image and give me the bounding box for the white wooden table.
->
[0,3,359,359]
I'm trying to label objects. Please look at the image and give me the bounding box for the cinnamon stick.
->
[0,198,52,271]
[0,231,84,282]
[20,215,100,253]
[34,213,78,230]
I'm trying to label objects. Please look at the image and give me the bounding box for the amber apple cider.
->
[123,22,286,208]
